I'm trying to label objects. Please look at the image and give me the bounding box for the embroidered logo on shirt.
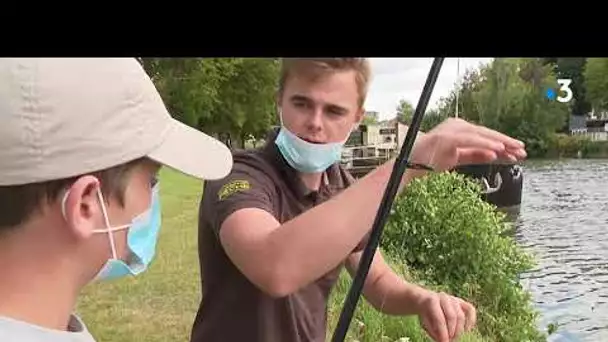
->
[218,180,251,200]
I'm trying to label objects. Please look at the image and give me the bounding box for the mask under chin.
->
[275,126,345,173]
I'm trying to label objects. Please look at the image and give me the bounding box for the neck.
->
[298,171,324,192]
[0,230,79,331]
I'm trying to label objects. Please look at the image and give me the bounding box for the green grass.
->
[76,168,204,342]
[76,168,488,342]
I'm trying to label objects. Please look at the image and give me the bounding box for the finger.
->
[433,132,505,155]
[429,297,450,342]
[504,146,527,159]
[459,300,477,331]
[457,147,525,169]
[499,151,520,162]
[460,144,526,163]
[421,315,441,342]
[456,120,525,150]
[452,297,466,340]
[452,133,528,164]
[458,148,498,165]
[439,292,457,340]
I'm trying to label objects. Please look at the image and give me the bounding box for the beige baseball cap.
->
[0,58,233,186]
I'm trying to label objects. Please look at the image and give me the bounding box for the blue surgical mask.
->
[61,183,162,282]
[275,111,354,173]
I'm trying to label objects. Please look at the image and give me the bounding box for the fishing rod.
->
[331,57,445,342]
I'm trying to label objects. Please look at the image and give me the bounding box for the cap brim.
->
[147,119,233,180]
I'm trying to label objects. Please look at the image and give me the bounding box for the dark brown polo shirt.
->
[190,129,367,342]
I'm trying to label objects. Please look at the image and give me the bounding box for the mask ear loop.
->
[95,189,125,260]
[277,107,285,126]
[60,190,70,220]
[61,188,129,261]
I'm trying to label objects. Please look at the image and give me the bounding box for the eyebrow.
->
[289,94,349,114]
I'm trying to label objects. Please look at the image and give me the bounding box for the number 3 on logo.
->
[557,79,573,103]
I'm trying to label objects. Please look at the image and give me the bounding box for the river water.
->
[515,158,608,342]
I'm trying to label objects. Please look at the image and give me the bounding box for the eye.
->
[293,101,309,109]
[325,105,348,117]
[150,176,159,187]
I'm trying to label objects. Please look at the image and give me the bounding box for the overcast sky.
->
[365,58,493,120]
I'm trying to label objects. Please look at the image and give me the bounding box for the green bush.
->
[381,171,546,342]
[327,263,489,342]
[545,133,589,158]
[544,133,608,158]
[582,140,608,158]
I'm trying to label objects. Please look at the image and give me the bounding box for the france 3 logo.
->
[545,79,573,103]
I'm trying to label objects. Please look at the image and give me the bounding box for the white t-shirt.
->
[0,314,95,342]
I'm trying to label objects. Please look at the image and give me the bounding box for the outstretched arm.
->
[216,119,525,299]
[345,249,427,316]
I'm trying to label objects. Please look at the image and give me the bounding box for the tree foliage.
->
[419,109,448,132]
[139,58,280,148]
[543,58,592,117]
[432,58,569,157]
[362,111,379,125]
[396,99,415,124]
[583,58,608,112]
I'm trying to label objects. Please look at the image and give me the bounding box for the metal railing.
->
[340,144,397,177]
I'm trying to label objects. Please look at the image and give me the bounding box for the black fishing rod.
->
[331,57,445,342]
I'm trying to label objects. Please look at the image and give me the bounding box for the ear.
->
[62,175,104,240]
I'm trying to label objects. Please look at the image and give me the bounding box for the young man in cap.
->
[191,58,527,342]
[0,58,232,341]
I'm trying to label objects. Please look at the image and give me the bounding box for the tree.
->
[396,99,414,124]
[434,58,569,157]
[362,111,379,125]
[140,58,242,131]
[542,58,592,116]
[139,58,280,148]
[420,109,448,132]
[208,58,280,147]
[584,58,608,113]
[434,64,489,124]
[472,58,569,157]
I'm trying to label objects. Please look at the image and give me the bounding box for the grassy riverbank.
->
[75,168,487,342]
[327,265,487,342]
[542,134,608,159]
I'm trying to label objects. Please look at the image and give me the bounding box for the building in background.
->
[342,118,407,177]
[569,112,608,141]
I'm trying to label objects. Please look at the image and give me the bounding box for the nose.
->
[305,108,324,133]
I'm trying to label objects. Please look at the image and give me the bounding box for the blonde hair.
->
[278,58,371,107]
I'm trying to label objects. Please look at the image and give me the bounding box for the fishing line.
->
[331,57,445,342]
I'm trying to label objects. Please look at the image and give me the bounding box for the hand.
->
[415,290,477,342]
[410,118,527,172]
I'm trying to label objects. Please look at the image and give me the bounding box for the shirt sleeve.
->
[199,154,277,236]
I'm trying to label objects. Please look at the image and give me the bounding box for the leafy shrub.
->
[381,171,545,342]
[545,133,589,158]
[544,133,608,158]
[327,266,489,342]
[582,140,608,158]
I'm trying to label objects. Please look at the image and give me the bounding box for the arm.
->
[218,159,429,298]
[217,119,523,298]
[345,250,428,316]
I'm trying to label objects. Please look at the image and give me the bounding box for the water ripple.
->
[516,159,608,342]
